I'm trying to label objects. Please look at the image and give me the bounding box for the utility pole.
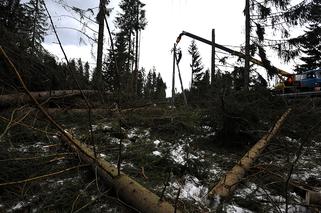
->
[211,29,215,85]
[96,0,106,87]
[244,0,250,91]
[172,43,176,106]
[175,52,188,106]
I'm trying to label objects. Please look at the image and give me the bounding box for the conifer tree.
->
[25,0,48,54]
[295,23,321,71]
[137,67,145,98]
[115,0,147,95]
[103,31,129,93]
[249,0,321,72]
[144,70,153,100]
[188,40,204,89]
[84,62,90,87]
[155,73,167,100]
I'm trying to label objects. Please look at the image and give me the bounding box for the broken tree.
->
[208,108,292,200]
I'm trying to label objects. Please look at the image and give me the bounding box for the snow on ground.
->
[152,151,162,156]
[8,202,27,212]
[170,144,185,164]
[127,128,139,139]
[167,175,208,204]
[153,139,161,146]
[99,153,107,158]
[225,204,254,213]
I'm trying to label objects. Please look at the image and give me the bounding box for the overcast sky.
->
[43,0,299,95]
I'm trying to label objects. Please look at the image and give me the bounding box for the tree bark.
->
[59,132,180,213]
[244,0,250,90]
[208,108,292,200]
[0,90,100,107]
[96,0,106,87]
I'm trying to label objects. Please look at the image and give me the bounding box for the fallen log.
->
[251,165,321,206]
[0,46,180,213]
[59,132,179,213]
[0,90,102,107]
[208,108,292,200]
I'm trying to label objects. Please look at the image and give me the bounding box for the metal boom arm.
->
[176,31,291,77]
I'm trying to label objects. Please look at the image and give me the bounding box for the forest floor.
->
[1,100,321,212]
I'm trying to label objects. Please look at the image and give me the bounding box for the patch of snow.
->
[33,141,49,152]
[285,205,309,213]
[209,164,222,176]
[110,138,120,144]
[127,128,138,139]
[180,176,208,202]
[143,129,150,136]
[103,124,112,131]
[284,136,297,143]
[171,144,185,164]
[91,125,98,131]
[122,140,130,147]
[153,140,161,146]
[206,132,216,137]
[202,125,212,131]
[225,204,254,213]
[153,151,162,156]
[8,202,28,212]
[189,153,199,160]
[169,175,208,203]
[99,153,106,158]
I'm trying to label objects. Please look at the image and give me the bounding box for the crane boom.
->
[176,31,291,77]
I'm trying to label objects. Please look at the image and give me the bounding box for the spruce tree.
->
[115,0,147,95]
[24,0,48,54]
[295,23,321,71]
[155,73,167,100]
[144,70,153,100]
[137,67,145,98]
[84,62,90,87]
[103,31,129,93]
[188,40,204,89]
[241,0,321,80]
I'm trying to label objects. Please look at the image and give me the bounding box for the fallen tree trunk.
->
[208,108,292,200]
[251,165,321,206]
[0,46,180,213]
[59,132,179,213]
[0,90,102,107]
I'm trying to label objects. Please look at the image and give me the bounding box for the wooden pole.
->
[208,108,292,200]
[211,29,215,85]
[172,43,176,106]
[175,53,188,106]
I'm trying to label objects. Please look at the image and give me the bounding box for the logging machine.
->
[175,31,321,95]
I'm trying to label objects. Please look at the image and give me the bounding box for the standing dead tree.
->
[208,108,292,200]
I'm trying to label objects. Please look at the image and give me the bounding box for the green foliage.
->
[143,67,167,101]
[188,40,204,89]
[24,0,48,54]
[292,23,321,72]
[250,0,321,70]
[0,1,92,92]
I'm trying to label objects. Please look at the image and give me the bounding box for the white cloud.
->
[43,0,300,96]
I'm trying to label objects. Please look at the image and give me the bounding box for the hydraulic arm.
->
[176,31,291,77]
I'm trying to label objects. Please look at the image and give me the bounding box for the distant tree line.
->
[0,0,167,102]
